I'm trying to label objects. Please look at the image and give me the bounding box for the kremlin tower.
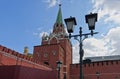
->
[33,5,72,79]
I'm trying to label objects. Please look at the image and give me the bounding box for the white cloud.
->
[72,43,79,63]
[90,0,120,56]
[39,32,49,38]
[104,27,120,54]
[33,27,51,39]
[44,0,61,8]
[92,0,120,24]
[73,26,120,63]
[33,31,49,39]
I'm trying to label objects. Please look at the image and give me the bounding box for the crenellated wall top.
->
[0,45,51,69]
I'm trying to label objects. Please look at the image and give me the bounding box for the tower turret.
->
[24,46,28,55]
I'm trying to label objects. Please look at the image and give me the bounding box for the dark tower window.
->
[56,24,58,27]
[60,24,62,27]
[44,62,49,65]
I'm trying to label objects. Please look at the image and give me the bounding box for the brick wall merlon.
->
[0,45,4,51]
[70,60,120,69]
[70,64,79,68]
[0,45,14,54]
[8,49,13,54]
[11,51,18,56]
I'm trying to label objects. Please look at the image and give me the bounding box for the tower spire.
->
[56,4,63,24]
[50,4,66,38]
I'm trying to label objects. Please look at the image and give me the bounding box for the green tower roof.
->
[56,4,63,24]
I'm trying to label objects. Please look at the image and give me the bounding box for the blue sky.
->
[0,0,120,63]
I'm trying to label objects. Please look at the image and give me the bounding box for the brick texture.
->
[70,60,120,79]
[0,65,57,79]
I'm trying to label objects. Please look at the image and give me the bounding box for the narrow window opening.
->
[44,62,49,65]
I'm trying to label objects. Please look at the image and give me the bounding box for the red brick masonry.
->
[0,45,51,70]
[0,65,57,79]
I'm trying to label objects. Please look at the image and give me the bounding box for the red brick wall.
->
[0,65,15,79]
[0,65,57,79]
[33,44,60,68]
[33,43,65,79]
[34,38,72,79]
[0,45,52,71]
[70,60,120,79]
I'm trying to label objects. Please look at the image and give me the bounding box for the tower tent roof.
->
[56,4,63,24]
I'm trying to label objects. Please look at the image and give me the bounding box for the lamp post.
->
[96,72,100,79]
[56,60,62,79]
[64,13,98,79]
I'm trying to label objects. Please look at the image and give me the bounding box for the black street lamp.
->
[85,13,97,36]
[96,72,100,79]
[64,13,98,79]
[56,60,62,79]
[64,16,77,33]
